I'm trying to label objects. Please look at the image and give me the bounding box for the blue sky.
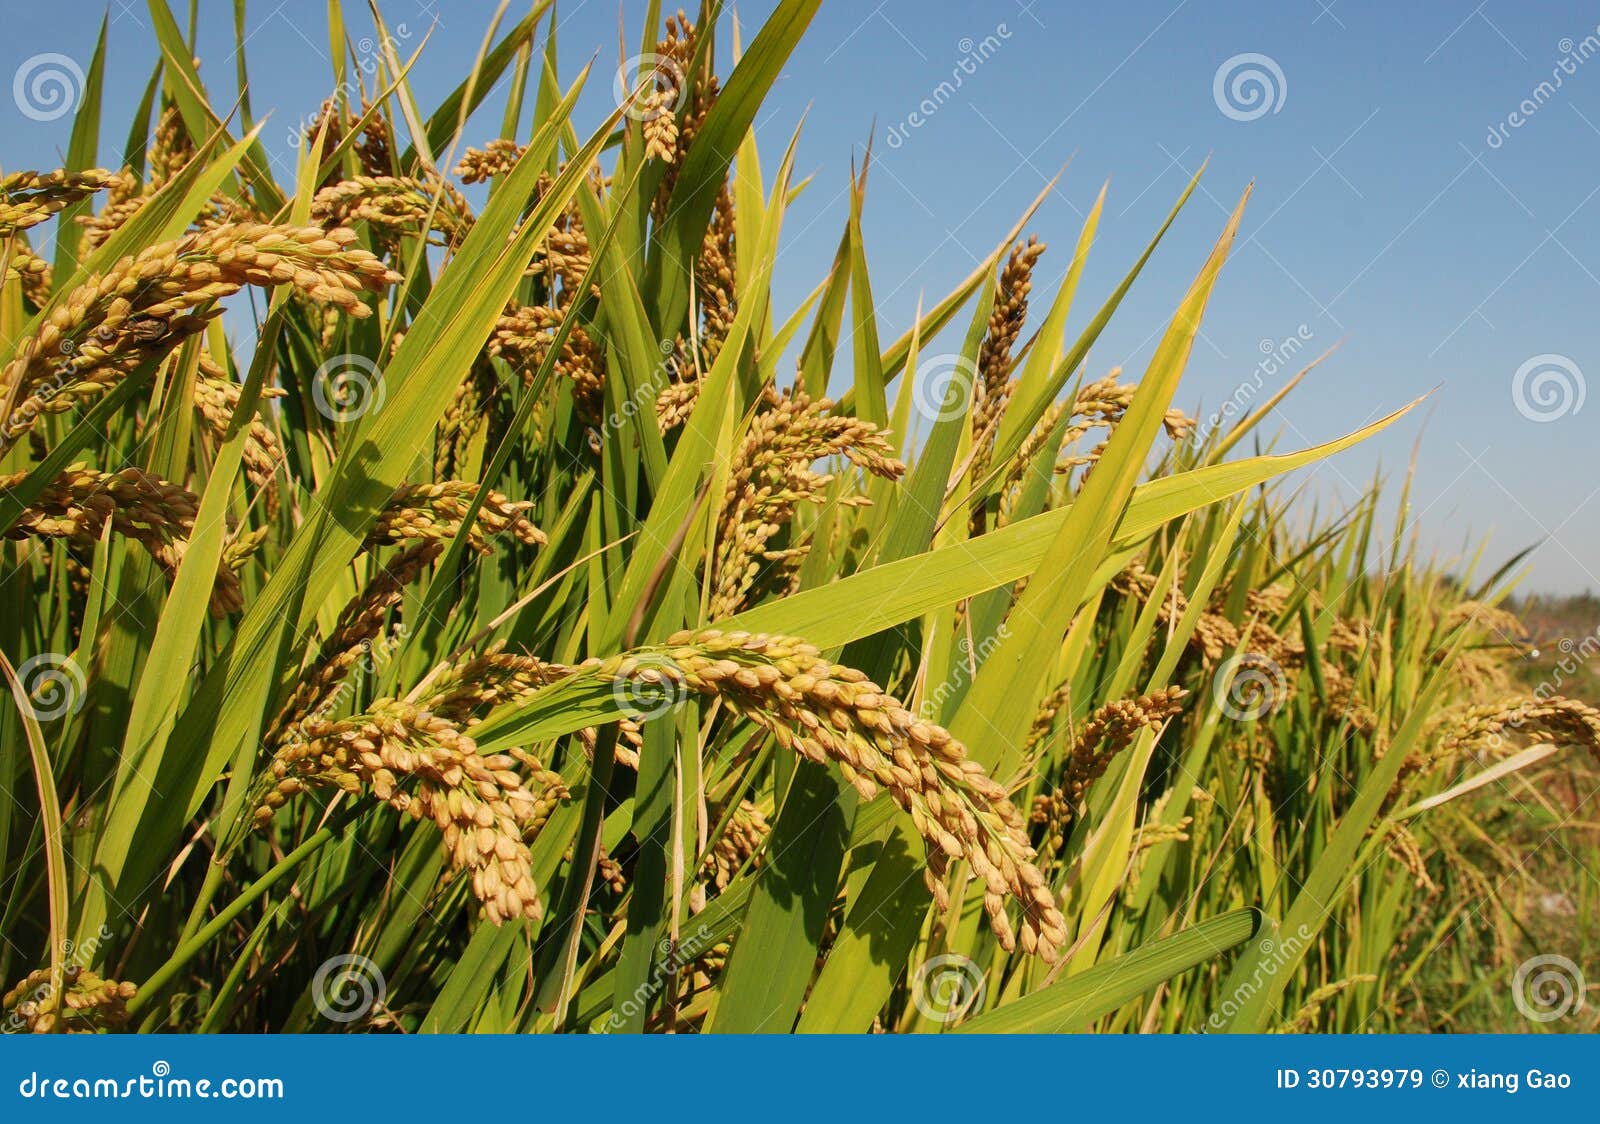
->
[6,0,1600,593]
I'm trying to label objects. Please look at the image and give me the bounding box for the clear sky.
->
[6,0,1599,593]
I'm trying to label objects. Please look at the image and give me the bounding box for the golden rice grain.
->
[366,481,545,555]
[0,168,130,235]
[1,224,398,455]
[595,628,1068,959]
[2,965,137,1033]
[257,695,566,925]
[711,386,904,617]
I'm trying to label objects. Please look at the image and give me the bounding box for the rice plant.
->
[2,1,1595,1034]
